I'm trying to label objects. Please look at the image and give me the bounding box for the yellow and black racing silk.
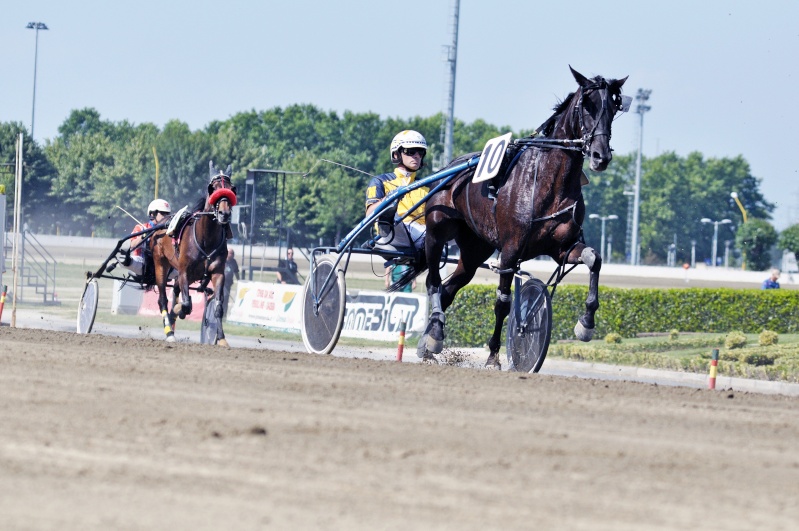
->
[365,168,429,225]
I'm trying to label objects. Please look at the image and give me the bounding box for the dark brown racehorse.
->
[417,67,627,367]
[151,162,237,345]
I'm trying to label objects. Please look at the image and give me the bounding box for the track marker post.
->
[708,348,719,389]
[0,285,7,323]
[396,320,406,362]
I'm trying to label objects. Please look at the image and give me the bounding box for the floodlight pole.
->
[442,0,460,166]
[26,22,48,140]
[630,88,651,265]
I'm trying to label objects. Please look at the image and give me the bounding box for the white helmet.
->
[390,130,427,162]
[147,198,171,215]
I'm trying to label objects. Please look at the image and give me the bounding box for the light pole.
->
[724,240,731,268]
[589,213,619,262]
[607,234,613,264]
[730,191,748,269]
[26,22,49,140]
[701,218,732,267]
[630,88,651,266]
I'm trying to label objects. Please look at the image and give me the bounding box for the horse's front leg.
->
[485,271,514,369]
[173,272,193,319]
[211,271,228,347]
[565,244,601,341]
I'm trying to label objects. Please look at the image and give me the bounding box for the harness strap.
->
[465,179,478,233]
[530,202,577,224]
[191,216,227,290]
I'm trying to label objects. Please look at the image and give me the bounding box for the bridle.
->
[207,176,237,224]
[516,78,628,155]
[574,80,614,157]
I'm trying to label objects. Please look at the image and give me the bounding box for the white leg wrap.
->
[574,321,595,342]
[496,289,511,303]
[430,291,444,319]
[581,247,597,269]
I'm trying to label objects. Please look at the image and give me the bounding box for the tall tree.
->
[778,224,799,260]
[0,123,56,233]
[736,219,778,271]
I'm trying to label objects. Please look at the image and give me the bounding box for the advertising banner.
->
[227,281,303,331]
[342,290,426,340]
[227,281,427,341]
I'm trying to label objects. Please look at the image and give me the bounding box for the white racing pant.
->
[377,221,425,251]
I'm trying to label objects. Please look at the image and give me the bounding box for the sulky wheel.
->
[506,278,552,373]
[201,297,220,344]
[301,258,346,355]
[77,279,99,334]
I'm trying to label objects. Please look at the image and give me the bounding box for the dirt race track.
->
[1,327,798,530]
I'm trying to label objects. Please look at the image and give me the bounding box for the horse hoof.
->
[216,338,229,347]
[166,334,176,343]
[416,336,429,359]
[425,315,445,353]
[484,355,502,370]
[574,321,595,342]
[421,352,438,364]
[426,335,444,354]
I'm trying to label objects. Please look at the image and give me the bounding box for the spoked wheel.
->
[506,278,552,373]
[301,258,346,355]
[201,296,220,344]
[77,278,99,334]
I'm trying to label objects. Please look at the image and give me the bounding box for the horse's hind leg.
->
[565,244,601,341]
[170,281,183,321]
[422,236,493,357]
[156,281,176,342]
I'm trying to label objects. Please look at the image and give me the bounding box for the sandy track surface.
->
[1,327,798,530]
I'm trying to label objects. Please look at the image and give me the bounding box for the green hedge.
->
[444,285,799,347]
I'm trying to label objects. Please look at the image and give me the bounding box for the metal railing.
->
[3,230,59,305]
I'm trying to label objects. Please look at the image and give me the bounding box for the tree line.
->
[0,105,791,270]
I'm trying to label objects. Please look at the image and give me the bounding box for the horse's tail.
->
[387,254,428,293]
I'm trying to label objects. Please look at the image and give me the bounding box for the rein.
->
[190,212,227,292]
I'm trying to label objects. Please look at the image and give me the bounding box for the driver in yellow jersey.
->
[365,130,429,250]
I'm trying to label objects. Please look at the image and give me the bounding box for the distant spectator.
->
[762,268,780,290]
[277,248,301,285]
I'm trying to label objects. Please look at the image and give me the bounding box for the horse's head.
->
[208,160,237,196]
[207,160,238,225]
[569,66,629,172]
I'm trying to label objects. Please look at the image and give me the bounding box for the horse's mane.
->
[539,91,576,137]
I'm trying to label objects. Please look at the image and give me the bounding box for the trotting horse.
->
[417,67,627,367]
[151,161,237,345]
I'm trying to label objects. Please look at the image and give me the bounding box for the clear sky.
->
[2,0,798,227]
